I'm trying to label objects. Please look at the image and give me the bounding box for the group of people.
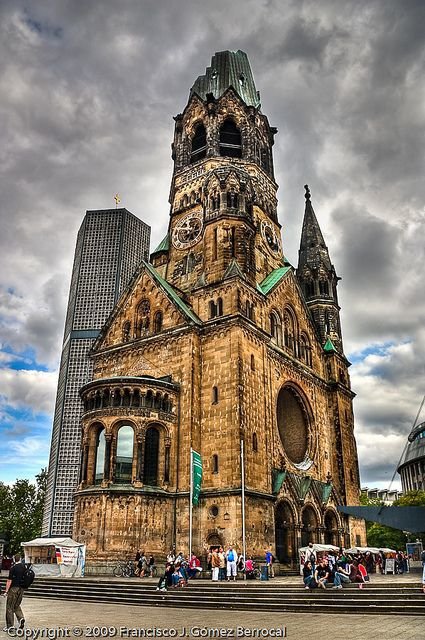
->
[134,550,156,577]
[302,544,369,590]
[208,546,241,581]
[208,546,275,581]
[156,550,203,591]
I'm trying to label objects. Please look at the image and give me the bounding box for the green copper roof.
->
[323,337,337,352]
[258,266,291,295]
[152,234,169,254]
[190,50,260,108]
[144,261,201,325]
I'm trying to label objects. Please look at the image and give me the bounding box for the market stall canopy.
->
[299,544,340,553]
[345,547,395,554]
[22,537,84,548]
[338,506,425,533]
[21,537,86,577]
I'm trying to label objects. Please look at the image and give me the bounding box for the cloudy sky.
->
[1,0,424,490]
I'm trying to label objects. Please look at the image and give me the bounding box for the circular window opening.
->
[277,386,308,464]
[210,505,219,518]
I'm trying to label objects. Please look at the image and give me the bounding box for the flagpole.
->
[189,447,193,559]
[240,438,246,579]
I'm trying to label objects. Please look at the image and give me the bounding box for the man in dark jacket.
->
[3,554,26,632]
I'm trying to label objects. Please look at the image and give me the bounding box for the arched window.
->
[217,298,223,316]
[122,321,131,342]
[209,300,216,319]
[251,354,255,371]
[145,390,153,408]
[219,119,242,158]
[136,299,150,337]
[319,280,329,296]
[153,311,163,333]
[115,425,134,484]
[212,386,219,404]
[283,310,296,355]
[270,311,282,345]
[95,428,106,485]
[191,123,207,163]
[246,301,254,321]
[299,334,312,367]
[212,227,218,261]
[305,281,315,297]
[252,432,258,452]
[143,427,160,486]
[212,454,219,474]
[230,227,236,257]
[227,191,238,209]
[154,392,162,409]
[122,389,131,407]
[211,192,220,210]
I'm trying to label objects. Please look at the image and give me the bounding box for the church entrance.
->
[301,505,318,547]
[324,509,339,546]
[275,501,296,566]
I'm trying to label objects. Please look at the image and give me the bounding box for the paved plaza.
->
[1,594,424,640]
[1,571,424,640]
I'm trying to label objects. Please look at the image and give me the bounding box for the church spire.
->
[298,184,332,273]
[297,186,343,352]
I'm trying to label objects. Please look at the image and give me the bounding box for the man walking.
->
[3,554,26,633]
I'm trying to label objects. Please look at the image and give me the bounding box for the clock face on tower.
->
[172,211,204,250]
[261,220,281,255]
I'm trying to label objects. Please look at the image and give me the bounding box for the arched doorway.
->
[206,533,223,550]
[324,510,339,546]
[275,501,296,566]
[301,505,318,547]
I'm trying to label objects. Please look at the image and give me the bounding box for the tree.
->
[365,522,406,550]
[394,490,425,506]
[0,468,47,555]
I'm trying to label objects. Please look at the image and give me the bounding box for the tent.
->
[298,544,340,574]
[21,537,86,577]
[345,546,395,555]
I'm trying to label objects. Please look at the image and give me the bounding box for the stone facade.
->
[73,50,366,571]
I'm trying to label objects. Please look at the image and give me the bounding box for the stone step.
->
[2,577,424,615]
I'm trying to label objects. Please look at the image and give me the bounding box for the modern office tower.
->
[398,420,425,492]
[42,208,150,536]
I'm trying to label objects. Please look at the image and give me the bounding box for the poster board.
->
[406,542,423,561]
[385,558,395,574]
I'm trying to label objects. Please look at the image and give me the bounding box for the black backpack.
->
[19,564,35,590]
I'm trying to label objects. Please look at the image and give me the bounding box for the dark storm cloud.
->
[0,0,424,486]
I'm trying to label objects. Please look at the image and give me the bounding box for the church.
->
[72,50,366,570]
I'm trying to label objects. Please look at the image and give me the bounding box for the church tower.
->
[72,51,365,571]
[152,49,282,292]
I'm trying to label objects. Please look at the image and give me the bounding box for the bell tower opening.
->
[191,123,207,163]
[219,119,242,158]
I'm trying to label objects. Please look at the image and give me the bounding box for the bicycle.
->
[113,560,135,577]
